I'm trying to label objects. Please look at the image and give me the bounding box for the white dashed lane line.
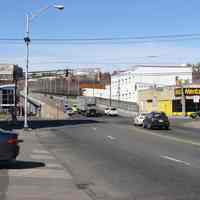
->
[161,155,191,166]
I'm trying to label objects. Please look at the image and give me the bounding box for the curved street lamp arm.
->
[29,5,52,21]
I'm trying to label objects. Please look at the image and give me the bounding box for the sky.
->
[1,0,200,71]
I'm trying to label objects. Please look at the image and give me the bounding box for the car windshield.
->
[6,1,200,199]
[154,113,167,119]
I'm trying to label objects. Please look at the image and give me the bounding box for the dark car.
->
[143,112,170,130]
[85,109,97,117]
[0,130,22,161]
[190,111,200,119]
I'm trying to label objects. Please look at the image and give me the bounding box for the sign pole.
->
[181,84,186,117]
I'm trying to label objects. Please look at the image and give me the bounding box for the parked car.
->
[190,111,200,119]
[0,130,23,161]
[105,107,118,116]
[143,112,170,130]
[85,108,97,117]
[134,112,148,126]
[66,108,75,116]
[104,107,110,115]
[71,105,78,113]
[109,108,118,116]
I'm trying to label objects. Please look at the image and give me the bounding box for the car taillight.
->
[7,138,17,144]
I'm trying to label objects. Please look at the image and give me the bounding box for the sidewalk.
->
[1,129,91,200]
[170,117,200,129]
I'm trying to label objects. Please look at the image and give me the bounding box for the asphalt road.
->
[37,115,200,200]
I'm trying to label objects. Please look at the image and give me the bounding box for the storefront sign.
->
[175,88,200,97]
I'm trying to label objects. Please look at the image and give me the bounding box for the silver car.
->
[134,113,148,126]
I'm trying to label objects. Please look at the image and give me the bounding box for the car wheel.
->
[147,123,152,129]
[164,126,169,130]
[142,123,146,128]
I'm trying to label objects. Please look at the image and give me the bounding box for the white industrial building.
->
[83,65,192,102]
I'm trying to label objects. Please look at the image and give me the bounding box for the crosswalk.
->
[8,147,72,180]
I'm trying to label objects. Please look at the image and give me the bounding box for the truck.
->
[77,96,97,117]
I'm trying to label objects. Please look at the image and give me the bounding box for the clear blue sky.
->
[1,0,200,71]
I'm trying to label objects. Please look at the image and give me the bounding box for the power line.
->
[28,37,200,45]
[31,33,200,41]
[0,38,22,41]
[1,33,200,43]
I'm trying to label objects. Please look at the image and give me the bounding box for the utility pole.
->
[181,82,186,117]
[77,76,80,96]
[68,76,70,98]
[92,73,95,97]
[109,76,112,107]
[56,102,59,120]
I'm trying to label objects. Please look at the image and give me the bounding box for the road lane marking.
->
[107,136,116,140]
[161,155,191,166]
[131,127,200,147]
[92,127,97,131]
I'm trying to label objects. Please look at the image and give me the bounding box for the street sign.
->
[193,96,200,103]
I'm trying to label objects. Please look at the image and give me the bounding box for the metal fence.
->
[95,97,139,112]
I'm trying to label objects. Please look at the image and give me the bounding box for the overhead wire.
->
[0,33,200,44]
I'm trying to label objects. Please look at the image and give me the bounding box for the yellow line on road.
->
[130,127,200,147]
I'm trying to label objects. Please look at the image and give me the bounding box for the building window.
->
[2,89,14,105]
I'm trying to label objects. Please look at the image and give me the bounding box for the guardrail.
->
[95,97,139,113]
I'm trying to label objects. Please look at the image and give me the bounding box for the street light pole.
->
[23,5,64,129]
[24,14,31,129]
[109,76,112,107]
